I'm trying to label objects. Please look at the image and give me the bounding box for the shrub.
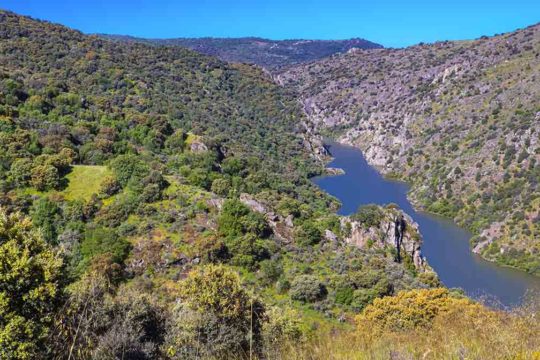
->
[352,204,384,228]
[351,288,378,311]
[258,259,284,286]
[187,167,213,190]
[221,157,247,176]
[9,158,33,187]
[218,199,251,237]
[335,286,354,305]
[290,275,327,303]
[263,307,303,349]
[0,208,63,359]
[295,221,322,247]
[31,164,60,191]
[99,176,121,196]
[211,177,231,196]
[80,227,130,270]
[109,154,150,188]
[31,197,61,245]
[226,234,270,270]
[356,288,480,332]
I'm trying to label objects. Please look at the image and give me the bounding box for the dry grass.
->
[268,300,540,360]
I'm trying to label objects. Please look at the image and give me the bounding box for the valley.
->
[0,8,538,359]
[279,24,540,275]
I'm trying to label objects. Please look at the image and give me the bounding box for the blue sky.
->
[2,0,539,47]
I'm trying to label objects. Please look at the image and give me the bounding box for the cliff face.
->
[278,24,540,275]
[341,209,427,272]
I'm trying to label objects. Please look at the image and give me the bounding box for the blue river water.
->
[312,141,540,307]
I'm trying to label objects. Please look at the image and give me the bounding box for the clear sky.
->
[1,0,539,47]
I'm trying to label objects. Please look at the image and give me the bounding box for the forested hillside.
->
[0,11,442,359]
[101,34,383,69]
[279,24,540,275]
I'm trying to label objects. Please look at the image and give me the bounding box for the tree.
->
[218,199,269,238]
[9,158,33,187]
[109,154,150,188]
[31,197,61,245]
[0,208,62,359]
[31,164,60,191]
[164,129,185,153]
[295,221,322,247]
[211,177,231,196]
[352,204,384,228]
[217,199,271,268]
[79,227,130,271]
[221,157,246,177]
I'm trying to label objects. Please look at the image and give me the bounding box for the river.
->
[312,141,540,308]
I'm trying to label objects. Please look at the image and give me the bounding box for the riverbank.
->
[313,141,540,307]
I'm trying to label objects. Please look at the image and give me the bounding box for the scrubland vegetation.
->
[0,10,538,360]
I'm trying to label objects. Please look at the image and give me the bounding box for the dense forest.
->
[0,10,538,360]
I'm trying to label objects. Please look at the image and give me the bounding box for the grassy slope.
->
[63,165,111,201]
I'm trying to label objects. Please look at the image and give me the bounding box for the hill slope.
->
[0,11,439,359]
[279,24,540,274]
[101,34,383,69]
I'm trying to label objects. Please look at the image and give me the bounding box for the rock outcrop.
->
[325,167,345,175]
[239,193,429,272]
[189,139,209,153]
[239,193,295,243]
[341,210,427,271]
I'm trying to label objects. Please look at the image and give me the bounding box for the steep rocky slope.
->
[279,24,540,274]
[101,35,382,69]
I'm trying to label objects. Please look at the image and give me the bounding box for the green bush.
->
[0,208,63,359]
[352,204,385,228]
[31,164,60,191]
[290,275,327,303]
[295,221,322,247]
[335,286,354,305]
[166,265,266,358]
[80,227,130,269]
[109,154,150,188]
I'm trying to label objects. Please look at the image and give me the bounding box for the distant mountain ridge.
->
[99,34,383,69]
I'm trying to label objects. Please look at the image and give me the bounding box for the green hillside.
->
[0,11,442,359]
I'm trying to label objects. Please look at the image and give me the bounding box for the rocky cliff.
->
[340,210,427,271]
